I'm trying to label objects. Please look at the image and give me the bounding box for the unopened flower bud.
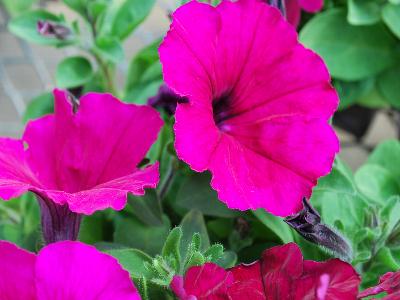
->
[285,198,353,262]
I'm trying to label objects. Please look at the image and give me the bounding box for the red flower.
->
[358,271,400,300]
[171,243,360,300]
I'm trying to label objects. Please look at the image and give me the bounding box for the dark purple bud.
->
[37,20,71,40]
[147,84,188,115]
[285,198,353,262]
[37,195,82,244]
[267,0,286,18]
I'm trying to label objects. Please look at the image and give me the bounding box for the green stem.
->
[92,52,117,95]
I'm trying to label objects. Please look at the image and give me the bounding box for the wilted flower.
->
[285,0,323,27]
[160,0,339,217]
[0,240,141,299]
[171,243,360,300]
[358,271,400,299]
[0,89,163,243]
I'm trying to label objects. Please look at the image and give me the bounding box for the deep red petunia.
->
[358,271,400,300]
[170,243,360,300]
[160,0,339,217]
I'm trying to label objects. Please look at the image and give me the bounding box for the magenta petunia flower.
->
[285,0,324,27]
[160,0,339,217]
[0,240,141,299]
[170,243,360,300]
[0,89,163,243]
[358,271,400,299]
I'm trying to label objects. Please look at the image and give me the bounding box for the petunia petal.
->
[183,262,234,299]
[35,241,141,300]
[285,0,301,27]
[21,89,162,214]
[298,0,323,13]
[35,163,160,215]
[209,135,311,216]
[164,0,338,216]
[159,1,219,101]
[0,138,38,200]
[0,241,37,300]
[297,259,360,300]
[228,262,265,300]
[261,243,304,299]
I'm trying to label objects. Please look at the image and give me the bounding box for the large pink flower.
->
[0,89,163,242]
[160,0,339,217]
[0,240,141,299]
[171,243,360,300]
[285,0,324,27]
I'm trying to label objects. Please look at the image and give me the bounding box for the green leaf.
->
[128,190,163,226]
[379,196,400,244]
[106,248,153,279]
[348,0,381,25]
[252,210,293,244]
[161,227,182,267]
[376,247,400,270]
[367,140,400,184]
[124,40,163,104]
[180,210,210,259]
[2,0,36,16]
[176,173,239,218]
[78,212,105,244]
[8,10,74,46]
[114,215,171,256]
[23,92,53,122]
[56,56,93,88]
[94,36,124,64]
[310,158,366,235]
[300,9,397,80]
[215,251,237,269]
[382,3,400,39]
[356,87,388,109]
[355,165,400,205]
[203,244,224,262]
[99,0,156,40]
[377,64,400,109]
[63,0,87,16]
[334,78,374,110]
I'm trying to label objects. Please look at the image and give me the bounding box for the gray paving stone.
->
[0,32,24,59]
[339,146,369,171]
[5,63,43,91]
[140,4,170,39]
[364,111,397,146]
[0,85,19,122]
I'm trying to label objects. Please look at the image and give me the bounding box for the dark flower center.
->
[212,91,232,130]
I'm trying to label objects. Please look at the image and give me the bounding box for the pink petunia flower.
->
[170,243,360,299]
[285,0,324,27]
[0,89,163,243]
[0,240,141,299]
[160,0,339,217]
[358,271,400,299]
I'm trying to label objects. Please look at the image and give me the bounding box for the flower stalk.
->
[37,195,82,244]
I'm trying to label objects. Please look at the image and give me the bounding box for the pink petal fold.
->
[36,241,140,300]
[0,241,37,300]
[0,89,163,215]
